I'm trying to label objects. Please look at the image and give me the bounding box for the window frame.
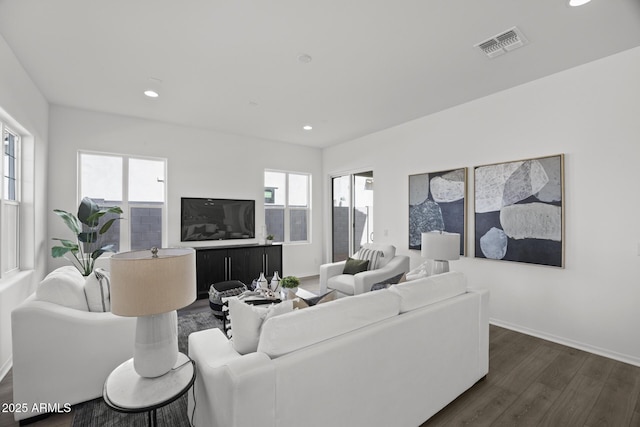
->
[264,169,311,244]
[78,151,168,252]
[1,124,20,275]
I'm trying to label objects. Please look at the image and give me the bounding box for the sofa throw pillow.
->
[84,268,111,312]
[292,290,337,309]
[227,297,293,354]
[343,257,369,275]
[354,248,384,270]
[370,272,407,291]
[35,266,89,311]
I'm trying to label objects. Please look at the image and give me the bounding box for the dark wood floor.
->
[422,325,640,426]
[2,306,639,426]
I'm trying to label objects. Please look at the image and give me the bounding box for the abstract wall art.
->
[474,154,564,267]
[409,167,466,255]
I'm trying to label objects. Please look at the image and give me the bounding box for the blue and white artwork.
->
[474,154,564,267]
[409,168,466,255]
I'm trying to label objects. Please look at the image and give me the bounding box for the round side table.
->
[103,352,195,427]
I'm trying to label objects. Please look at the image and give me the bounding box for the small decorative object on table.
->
[266,234,274,245]
[270,271,281,292]
[255,272,268,293]
[209,280,247,319]
[280,275,300,300]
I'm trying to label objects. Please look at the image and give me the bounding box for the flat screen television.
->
[181,198,255,242]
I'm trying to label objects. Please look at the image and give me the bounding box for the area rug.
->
[72,305,222,427]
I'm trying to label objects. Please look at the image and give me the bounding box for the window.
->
[1,125,20,274]
[79,152,166,252]
[264,170,310,243]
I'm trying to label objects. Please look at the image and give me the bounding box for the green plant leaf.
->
[78,231,97,243]
[53,209,82,234]
[52,246,76,258]
[91,244,116,260]
[52,238,78,248]
[106,206,124,215]
[77,197,101,227]
[86,206,123,226]
[98,218,118,235]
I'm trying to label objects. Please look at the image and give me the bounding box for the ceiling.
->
[1,0,640,148]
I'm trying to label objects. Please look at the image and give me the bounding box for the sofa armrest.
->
[466,288,490,377]
[11,298,136,421]
[189,328,276,427]
[353,255,410,294]
[319,260,346,294]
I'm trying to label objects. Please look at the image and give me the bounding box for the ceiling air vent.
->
[475,27,528,58]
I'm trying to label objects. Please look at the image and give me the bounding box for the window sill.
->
[0,269,35,293]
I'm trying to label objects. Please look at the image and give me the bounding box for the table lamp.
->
[421,231,460,275]
[110,247,196,378]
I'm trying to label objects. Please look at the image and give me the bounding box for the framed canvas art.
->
[474,154,564,267]
[409,167,466,255]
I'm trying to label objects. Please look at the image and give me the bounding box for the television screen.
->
[181,198,255,241]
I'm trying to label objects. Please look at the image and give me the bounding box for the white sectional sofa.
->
[188,271,489,427]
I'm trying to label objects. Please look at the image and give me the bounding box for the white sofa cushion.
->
[359,243,395,268]
[227,298,293,354]
[35,266,89,311]
[389,271,466,313]
[353,247,383,270]
[84,268,111,312]
[258,288,401,358]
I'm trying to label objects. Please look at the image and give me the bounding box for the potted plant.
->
[280,275,300,299]
[51,197,123,276]
[266,234,275,245]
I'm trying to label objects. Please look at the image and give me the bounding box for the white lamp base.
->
[430,260,450,276]
[134,310,178,378]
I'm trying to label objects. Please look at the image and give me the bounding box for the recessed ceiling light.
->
[297,53,312,64]
[303,125,313,131]
[569,0,591,6]
[144,90,159,98]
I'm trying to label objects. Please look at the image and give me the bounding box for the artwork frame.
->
[473,154,565,267]
[409,167,467,255]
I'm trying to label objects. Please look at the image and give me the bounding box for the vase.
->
[256,272,268,293]
[281,286,298,300]
[270,271,281,292]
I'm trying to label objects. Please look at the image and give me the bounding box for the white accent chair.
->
[319,243,410,296]
[11,267,136,422]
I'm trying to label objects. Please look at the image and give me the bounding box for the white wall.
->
[48,106,324,278]
[323,47,640,366]
[0,34,49,379]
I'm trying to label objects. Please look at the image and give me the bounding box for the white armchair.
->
[11,268,136,422]
[319,243,410,296]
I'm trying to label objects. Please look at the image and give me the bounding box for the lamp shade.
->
[421,232,460,261]
[110,248,196,317]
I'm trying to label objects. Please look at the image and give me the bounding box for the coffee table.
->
[295,287,317,299]
[222,288,319,335]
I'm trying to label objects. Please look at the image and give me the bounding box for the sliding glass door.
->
[331,171,374,262]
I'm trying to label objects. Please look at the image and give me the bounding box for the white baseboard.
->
[490,318,640,368]
[0,356,12,384]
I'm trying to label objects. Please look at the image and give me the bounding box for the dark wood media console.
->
[194,244,282,299]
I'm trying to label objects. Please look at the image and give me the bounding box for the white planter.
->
[281,287,298,300]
